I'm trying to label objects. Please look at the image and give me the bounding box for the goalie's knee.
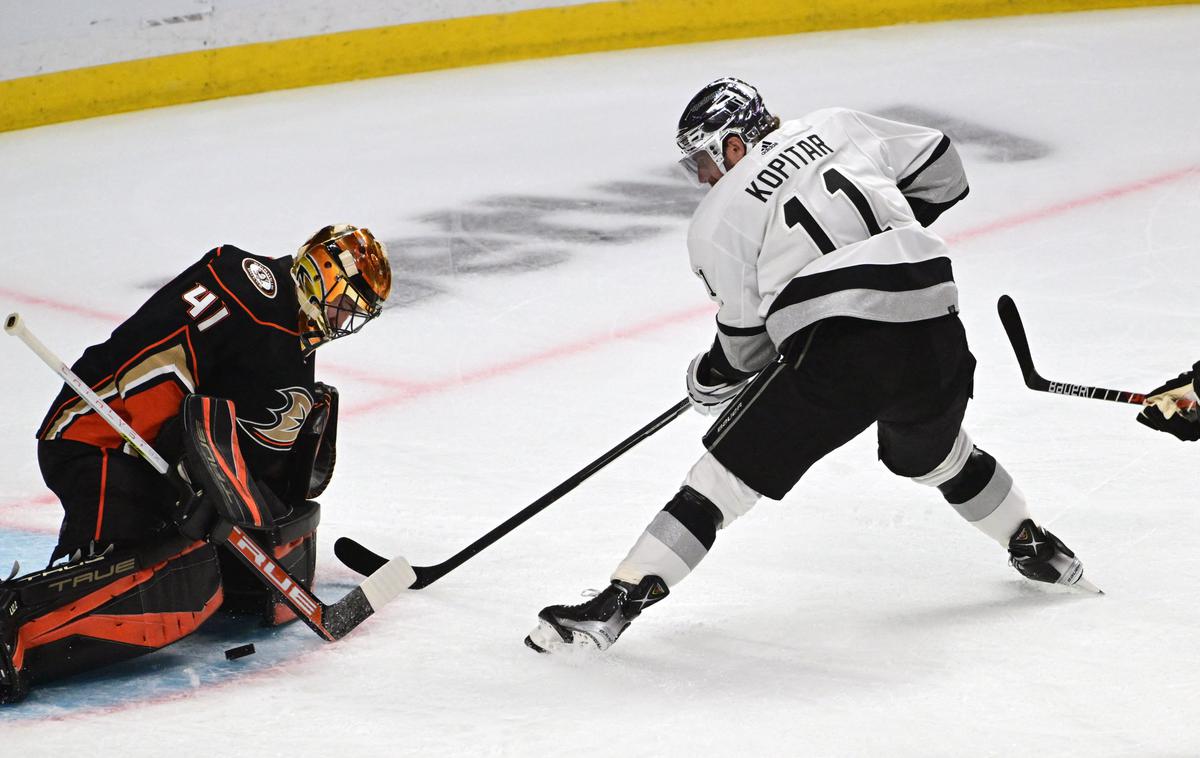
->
[218,500,321,626]
[7,534,222,692]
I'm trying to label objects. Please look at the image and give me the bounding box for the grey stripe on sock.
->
[952,464,1014,522]
[647,511,709,570]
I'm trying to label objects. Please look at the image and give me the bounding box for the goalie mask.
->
[292,224,392,353]
[676,77,777,184]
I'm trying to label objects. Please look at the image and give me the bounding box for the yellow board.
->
[1,0,1194,132]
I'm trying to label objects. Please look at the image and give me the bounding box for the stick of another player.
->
[5,312,415,641]
[334,398,692,585]
[997,295,1197,411]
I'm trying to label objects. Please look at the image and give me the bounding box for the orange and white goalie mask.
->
[292,224,392,353]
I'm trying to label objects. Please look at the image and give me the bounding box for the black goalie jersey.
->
[37,246,316,499]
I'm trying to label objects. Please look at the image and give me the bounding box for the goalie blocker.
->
[173,393,324,626]
[1,393,326,704]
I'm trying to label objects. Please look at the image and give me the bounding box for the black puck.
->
[224,643,256,660]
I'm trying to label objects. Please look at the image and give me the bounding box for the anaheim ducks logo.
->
[238,387,313,449]
[243,258,278,298]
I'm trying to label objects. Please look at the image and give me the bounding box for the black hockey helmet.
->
[676,77,777,178]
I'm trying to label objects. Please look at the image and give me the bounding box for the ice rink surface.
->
[2,5,1200,755]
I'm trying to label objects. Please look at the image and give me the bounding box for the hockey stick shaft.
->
[5,312,412,640]
[4,313,171,473]
[335,398,691,587]
[996,295,1196,410]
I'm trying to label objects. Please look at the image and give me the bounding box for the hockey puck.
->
[224,643,256,661]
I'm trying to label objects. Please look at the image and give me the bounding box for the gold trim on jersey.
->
[42,343,197,441]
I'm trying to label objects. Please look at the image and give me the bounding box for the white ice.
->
[2,6,1200,756]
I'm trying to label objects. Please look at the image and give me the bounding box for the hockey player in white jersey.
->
[526,77,1098,654]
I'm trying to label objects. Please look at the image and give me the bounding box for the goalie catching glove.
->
[1137,361,1200,441]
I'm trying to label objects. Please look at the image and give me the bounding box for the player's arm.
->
[686,230,774,414]
[38,259,217,451]
[850,110,970,227]
[107,271,223,450]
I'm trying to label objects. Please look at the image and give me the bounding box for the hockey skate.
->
[1007,519,1101,594]
[525,575,668,653]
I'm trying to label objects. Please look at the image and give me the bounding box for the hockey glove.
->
[1137,362,1200,441]
[167,457,220,541]
[687,352,748,416]
[288,382,338,500]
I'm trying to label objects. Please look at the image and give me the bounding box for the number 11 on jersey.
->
[782,168,891,254]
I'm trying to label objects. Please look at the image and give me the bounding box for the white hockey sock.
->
[912,429,1033,546]
[612,455,757,587]
[682,451,761,526]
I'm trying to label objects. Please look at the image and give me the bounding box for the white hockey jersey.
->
[687,108,970,375]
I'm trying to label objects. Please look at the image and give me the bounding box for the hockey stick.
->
[334,398,691,587]
[996,295,1196,411]
[4,312,415,641]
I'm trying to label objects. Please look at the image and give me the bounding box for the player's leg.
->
[3,439,224,704]
[527,321,885,652]
[38,439,176,563]
[877,315,1093,589]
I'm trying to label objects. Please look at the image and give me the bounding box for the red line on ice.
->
[0,287,124,324]
[4,164,1198,419]
[944,165,1200,245]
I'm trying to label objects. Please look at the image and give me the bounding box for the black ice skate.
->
[525,575,669,653]
[1007,519,1101,594]
[0,573,30,705]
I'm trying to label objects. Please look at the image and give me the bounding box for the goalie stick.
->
[334,398,691,586]
[4,312,414,641]
[997,295,1196,411]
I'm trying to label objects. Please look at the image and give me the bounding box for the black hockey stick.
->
[334,398,691,587]
[996,295,1196,410]
[5,312,414,641]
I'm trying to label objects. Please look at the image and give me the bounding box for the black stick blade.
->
[996,295,1047,390]
[335,536,388,576]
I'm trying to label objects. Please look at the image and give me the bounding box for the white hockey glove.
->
[686,352,748,416]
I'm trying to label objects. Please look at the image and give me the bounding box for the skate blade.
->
[524,619,604,654]
[1069,575,1103,595]
[524,619,566,654]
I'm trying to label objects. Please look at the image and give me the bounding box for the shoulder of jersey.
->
[755,109,842,156]
[205,245,298,329]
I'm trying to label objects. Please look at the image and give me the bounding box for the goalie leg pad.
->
[218,499,320,626]
[4,534,222,698]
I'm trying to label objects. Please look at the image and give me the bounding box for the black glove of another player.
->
[1136,361,1200,441]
